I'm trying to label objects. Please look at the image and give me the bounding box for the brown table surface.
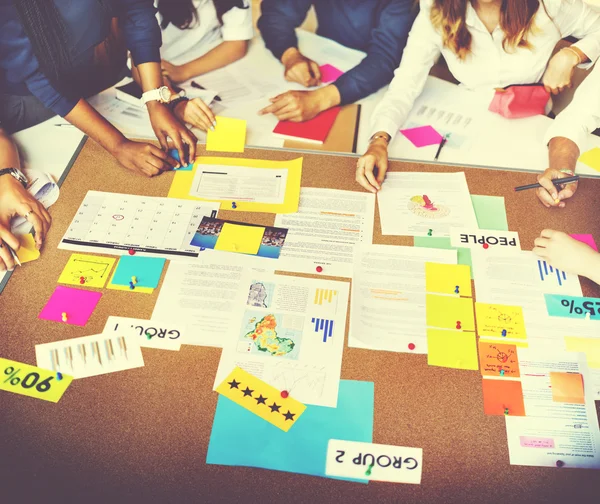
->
[1,140,600,504]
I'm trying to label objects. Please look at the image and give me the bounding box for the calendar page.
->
[59,191,220,259]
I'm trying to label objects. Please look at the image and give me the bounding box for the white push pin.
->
[585,312,591,321]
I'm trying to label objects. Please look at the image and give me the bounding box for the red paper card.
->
[481,378,526,416]
[272,107,341,144]
[39,286,102,327]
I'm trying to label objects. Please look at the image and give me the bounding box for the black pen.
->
[434,134,449,161]
[514,176,580,192]
[191,81,222,102]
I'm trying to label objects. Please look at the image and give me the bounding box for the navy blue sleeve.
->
[335,0,418,105]
[257,0,313,61]
[117,0,162,65]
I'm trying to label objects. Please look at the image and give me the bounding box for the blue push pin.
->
[232,202,237,209]
[129,281,135,290]
[56,372,63,381]
[454,285,460,294]
[501,329,507,337]
[200,247,206,251]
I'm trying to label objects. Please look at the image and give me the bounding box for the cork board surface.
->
[1,139,600,504]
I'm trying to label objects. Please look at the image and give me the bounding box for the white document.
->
[35,333,144,379]
[213,273,349,407]
[450,227,520,252]
[505,348,600,469]
[190,164,288,204]
[274,188,375,278]
[326,440,423,484]
[102,316,186,351]
[349,245,457,353]
[58,191,220,259]
[377,172,478,237]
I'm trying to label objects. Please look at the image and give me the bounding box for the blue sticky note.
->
[169,148,193,171]
[207,380,374,481]
[545,294,600,321]
[111,256,166,289]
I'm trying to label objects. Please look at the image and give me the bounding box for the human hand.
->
[536,169,578,208]
[542,48,579,95]
[258,90,324,122]
[112,139,178,177]
[161,60,189,84]
[355,139,389,193]
[533,229,600,280]
[174,98,216,132]
[281,48,321,87]
[147,102,197,165]
[0,174,51,269]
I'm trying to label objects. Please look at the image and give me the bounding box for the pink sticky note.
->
[319,64,344,84]
[400,125,444,148]
[519,436,555,449]
[571,234,598,252]
[39,286,102,326]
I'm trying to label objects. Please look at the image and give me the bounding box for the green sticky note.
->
[471,195,508,231]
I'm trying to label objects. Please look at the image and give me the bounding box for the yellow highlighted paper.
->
[549,372,585,404]
[206,116,246,153]
[214,223,264,255]
[168,156,303,214]
[427,329,479,370]
[15,233,40,264]
[579,147,600,172]
[565,336,600,369]
[475,303,526,340]
[58,253,116,288]
[106,266,153,294]
[216,367,306,432]
[0,357,73,403]
[426,294,475,332]
[425,262,472,297]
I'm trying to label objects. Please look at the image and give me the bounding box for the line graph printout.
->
[59,191,220,258]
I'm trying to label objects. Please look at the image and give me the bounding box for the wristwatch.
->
[141,86,171,106]
[0,168,28,188]
[369,132,391,144]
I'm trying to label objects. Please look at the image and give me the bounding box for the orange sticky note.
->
[481,378,525,416]
[549,372,585,404]
[478,341,520,378]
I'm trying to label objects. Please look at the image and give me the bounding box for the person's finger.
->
[187,108,213,131]
[309,60,321,83]
[141,160,160,177]
[355,168,377,194]
[557,183,577,201]
[0,243,14,271]
[375,156,388,187]
[274,107,303,121]
[182,130,197,163]
[540,229,556,238]
[360,157,378,193]
[289,65,312,87]
[532,246,549,259]
[39,203,52,226]
[537,173,559,200]
[24,210,45,247]
[148,145,177,169]
[169,132,187,168]
[259,96,292,116]
[154,130,169,152]
[536,186,556,208]
[0,223,20,251]
[191,99,216,126]
[534,236,550,248]
[364,165,380,192]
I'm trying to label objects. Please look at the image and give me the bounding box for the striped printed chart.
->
[311,317,334,342]
[314,288,337,306]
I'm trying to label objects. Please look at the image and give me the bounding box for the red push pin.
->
[408,343,416,351]
[280,390,289,399]
[482,243,489,249]
[456,321,462,330]
[128,249,136,256]
[316,266,323,273]
[80,276,85,285]
[556,460,565,468]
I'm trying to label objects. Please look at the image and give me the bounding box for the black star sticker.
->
[228,379,240,389]
[269,402,281,413]
[283,410,296,422]
[242,386,254,397]
[254,394,267,405]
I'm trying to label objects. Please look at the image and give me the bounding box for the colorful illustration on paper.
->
[238,311,303,359]
[408,195,451,219]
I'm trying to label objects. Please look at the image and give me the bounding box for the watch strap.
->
[167,96,189,111]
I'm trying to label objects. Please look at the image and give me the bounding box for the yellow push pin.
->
[61,312,68,323]
[131,276,138,285]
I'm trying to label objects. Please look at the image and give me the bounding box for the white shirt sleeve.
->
[544,62,600,152]
[221,1,253,42]
[369,1,442,139]
[553,0,600,67]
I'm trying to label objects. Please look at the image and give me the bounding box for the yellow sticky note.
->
[0,357,73,403]
[565,336,600,369]
[579,147,600,172]
[215,223,265,255]
[206,116,246,153]
[168,156,303,214]
[549,372,585,404]
[106,266,153,294]
[425,262,472,297]
[426,294,475,331]
[15,233,40,264]
[475,303,526,340]
[216,367,306,432]
[427,329,479,370]
[57,253,116,288]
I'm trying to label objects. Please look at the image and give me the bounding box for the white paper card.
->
[450,227,521,252]
[102,316,186,350]
[325,440,423,484]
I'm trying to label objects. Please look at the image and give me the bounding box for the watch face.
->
[159,86,171,102]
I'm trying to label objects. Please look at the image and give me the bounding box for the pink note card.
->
[400,125,443,148]
[319,64,344,84]
[39,286,102,327]
[570,234,598,252]
[519,436,555,449]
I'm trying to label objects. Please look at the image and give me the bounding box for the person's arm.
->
[334,0,418,105]
[0,128,51,271]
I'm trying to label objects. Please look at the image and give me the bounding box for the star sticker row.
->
[216,367,306,432]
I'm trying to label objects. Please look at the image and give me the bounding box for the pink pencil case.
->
[488,84,550,119]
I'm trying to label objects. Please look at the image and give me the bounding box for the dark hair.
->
[157,0,248,30]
